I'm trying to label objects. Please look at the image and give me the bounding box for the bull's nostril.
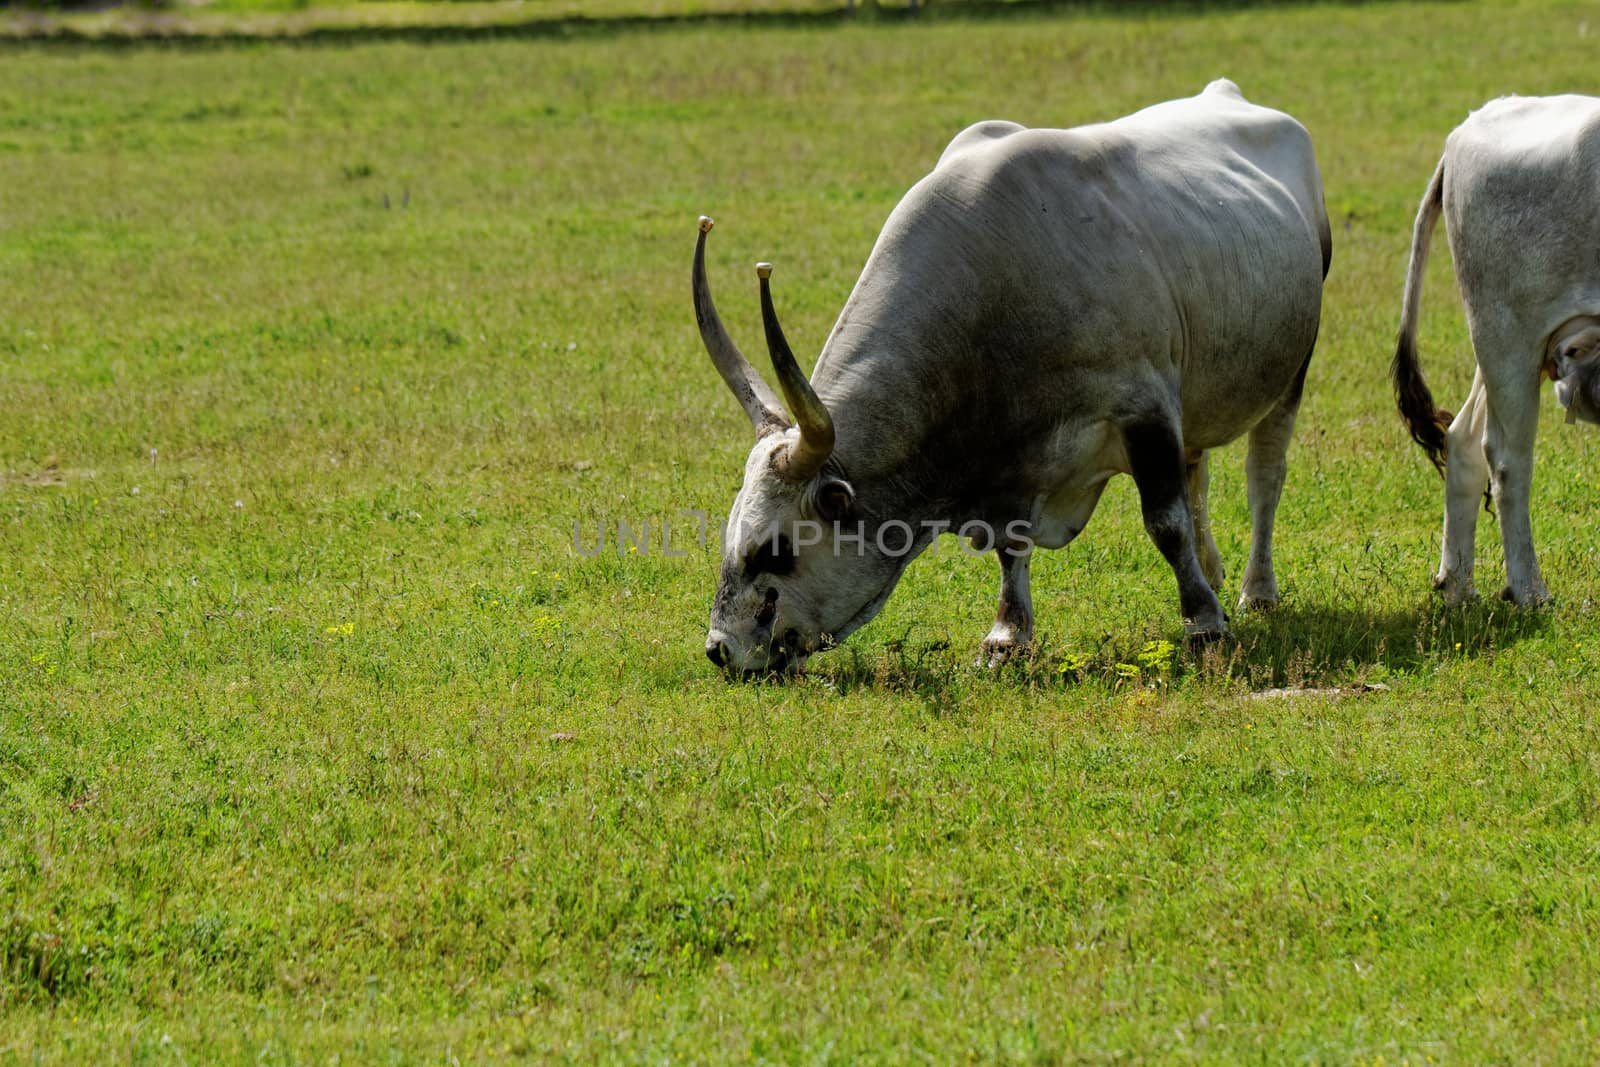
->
[706,640,729,668]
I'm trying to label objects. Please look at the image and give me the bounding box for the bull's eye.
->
[756,588,778,627]
[746,535,797,578]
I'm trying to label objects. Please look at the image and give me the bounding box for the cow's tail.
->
[1392,155,1453,474]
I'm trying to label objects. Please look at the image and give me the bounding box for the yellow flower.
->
[324,622,355,637]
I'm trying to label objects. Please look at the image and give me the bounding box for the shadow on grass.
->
[1217,596,1550,685]
[1,0,1444,50]
[809,596,1551,699]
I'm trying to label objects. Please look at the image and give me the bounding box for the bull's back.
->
[934,88,1325,315]
[924,88,1325,440]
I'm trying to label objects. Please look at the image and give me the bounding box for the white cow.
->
[1393,94,1600,606]
[696,79,1331,674]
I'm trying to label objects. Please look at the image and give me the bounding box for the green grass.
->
[4,1,1600,1060]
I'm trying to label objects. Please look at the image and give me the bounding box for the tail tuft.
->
[1392,331,1451,474]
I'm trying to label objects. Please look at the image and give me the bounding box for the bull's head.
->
[1552,326,1600,426]
[693,217,909,674]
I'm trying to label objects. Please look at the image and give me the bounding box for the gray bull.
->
[1393,94,1600,606]
[696,79,1331,674]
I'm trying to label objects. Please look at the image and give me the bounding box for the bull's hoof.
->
[1183,618,1230,646]
[1182,593,1229,638]
[1431,571,1478,606]
[1184,627,1230,655]
[978,623,1033,668]
[1237,582,1279,613]
[977,638,1027,668]
[1236,568,1278,612]
[1497,583,1553,609]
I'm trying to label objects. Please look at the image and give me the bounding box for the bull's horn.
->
[757,262,835,480]
[693,216,786,435]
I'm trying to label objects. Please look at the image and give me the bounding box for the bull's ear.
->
[813,477,855,523]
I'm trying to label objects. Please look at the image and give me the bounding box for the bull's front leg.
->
[980,544,1034,666]
[1125,419,1228,639]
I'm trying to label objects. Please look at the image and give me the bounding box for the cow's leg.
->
[1186,452,1226,591]
[1237,358,1309,610]
[1435,371,1489,603]
[1125,419,1228,637]
[1481,363,1550,606]
[980,545,1033,666]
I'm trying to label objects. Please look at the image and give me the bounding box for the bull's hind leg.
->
[1238,352,1312,610]
[1125,419,1228,638]
[1435,370,1489,603]
[1186,452,1226,591]
[1480,359,1550,606]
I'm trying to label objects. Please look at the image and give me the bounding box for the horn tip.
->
[698,215,714,233]
[755,262,773,280]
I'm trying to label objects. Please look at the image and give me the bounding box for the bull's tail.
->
[1392,155,1453,474]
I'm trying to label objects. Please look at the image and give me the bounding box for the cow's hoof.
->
[1183,618,1230,646]
[1237,584,1279,613]
[1497,583,1553,609]
[1431,572,1477,605]
[978,636,1029,668]
[1184,628,1230,654]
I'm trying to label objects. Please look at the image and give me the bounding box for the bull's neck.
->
[814,330,1015,530]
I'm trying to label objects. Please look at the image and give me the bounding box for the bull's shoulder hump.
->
[936,119,1029,170]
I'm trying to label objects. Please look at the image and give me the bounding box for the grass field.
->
[0,0,956,45]
[4,0,1600,1060]
[0,0,854,43]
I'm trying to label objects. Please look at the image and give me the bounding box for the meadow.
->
[3,0,1600,1060]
